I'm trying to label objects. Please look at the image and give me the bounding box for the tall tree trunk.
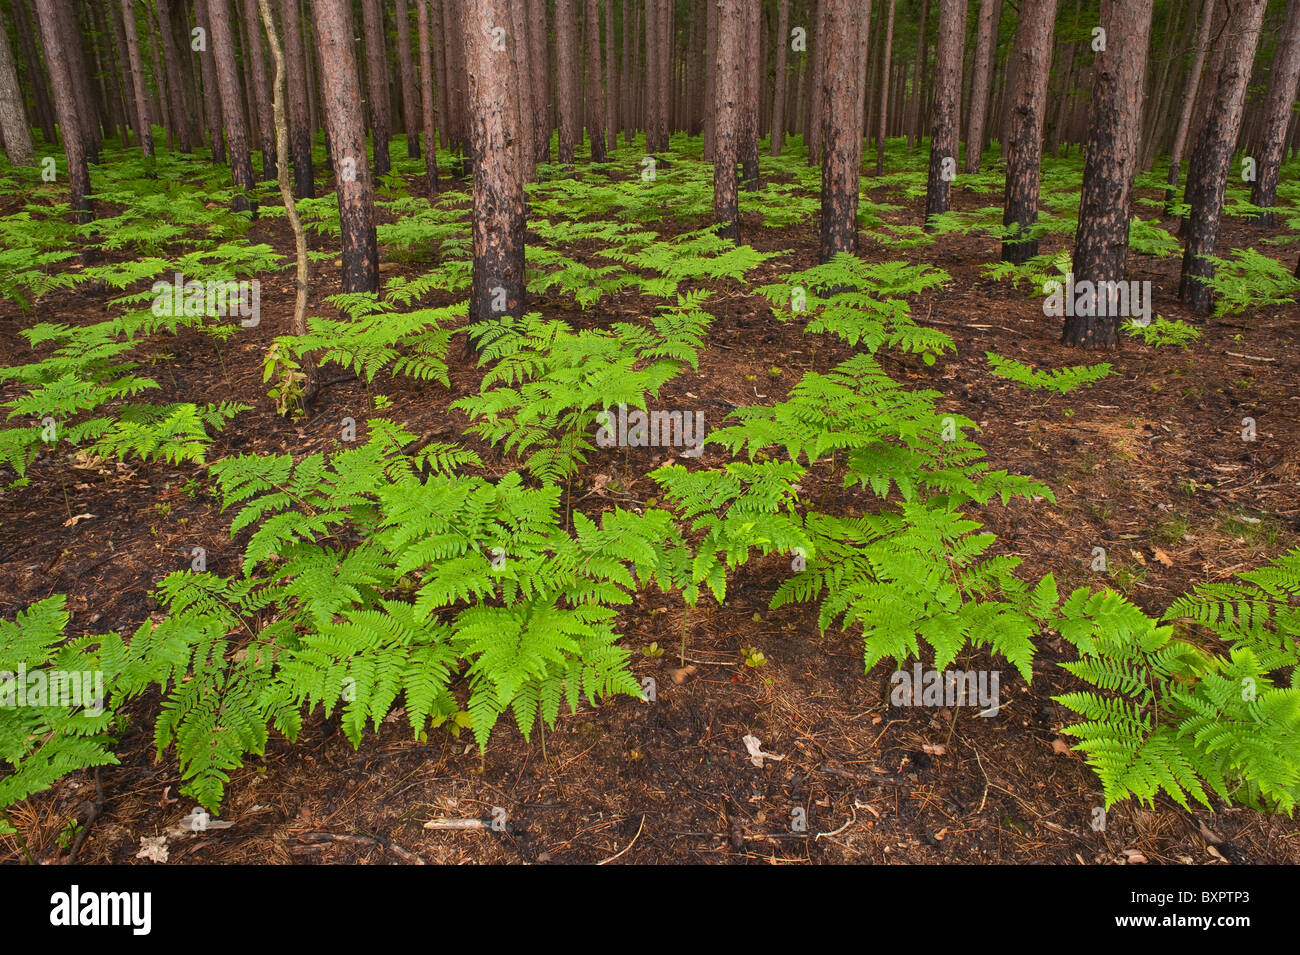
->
[360,0,391,177]
[156,0,194,152]
[657,0,671,144]
[460,0,526,327]
[713,0,742,242]
[529,0,549,161]
[509,0,536,179]
[605,0,617,151]
[417,0,439,194]
[195,0,226,161]
[34,0,90,218]
[104,0,139,149]
[277,0,314,196]
[1000,0,1056,263]
[924,0,965,225]
[963,0,996,173]
[207,0,256,210]
[395,0,421,158]
[908,0,930,150]
[1250,0,1300,225]
[820,0,864,260]
[147,2,173,152]
[1064,0,1155,347]
[56,0,101,161]
[556,0,579,162]
[770,0,790,156]
[118,0,155,159]
[739,0,759,188]
[242,0,276,178]
[0,4,34,164]
[12,0,57,144]
[702,0,715,157]
[1178,0,1267,315]
[807,0,826,163]
[875,0,895,174]
[586,0,608,161]
[311,0,378,292]
[1164,0,1214,212]
[622,0,634,144]
[1046,0,1081,156]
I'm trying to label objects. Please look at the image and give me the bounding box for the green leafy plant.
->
[1054,584,1299,813]
[1123,316,1202,348]
[986,352,1113,393]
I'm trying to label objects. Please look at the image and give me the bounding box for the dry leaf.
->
[934,827,948,841]
[922,743,947,756]
[61,512,95,527]
[668,665,697,685]
[136,835,169,863]
[1121,848,1149,864]
[1052,737,1072,754]
[742,734,785,768]
[1153,548,1173,567]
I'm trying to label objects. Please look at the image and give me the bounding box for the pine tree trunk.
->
[557,0,579,162]
[964,0,996,173]
[713,0,742,242]
[807,0,826,162]
[360,0,391,177]
[924,0,965,225]
[769,0,789,156]
[34,0,90,219]
[12,0,57,144]
[0,5,34,164]
[311,0,377,291]
[702,0,715,157]
[104,1,139,149]
[657,0,671,145]
[118,0,155,159]
[1250,0,1300,225]
[417,0,439,194]
[460,0,526,327]
[1000,0,1056,263]
[875,0,895,174]
[819,0,864,260]
[509,0,535,180]
[622,0,634,144]
[586,0,608,161]
[277,0,314,196]
[147,2,173,152]
[1178,0,1267,315]
[1164,0,1214,212]
[605,0,617,151]
[155,0,194,152]
[239,0,276,178]
[529,0,549,161]
[56,0,101,161]
[195,0,226,161]
[1065,0,1156,346]
[206,0,256,210]
[908,0,929,150]
[739,0,759,188]
[395,0,421,159]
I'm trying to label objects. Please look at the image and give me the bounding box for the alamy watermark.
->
[151,272,261,327]
[1042,274,1152,326]
[595,403,705,457]
[0,666,105,716]
[890,663,1001,716]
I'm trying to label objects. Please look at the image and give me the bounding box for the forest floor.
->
[2,157,1299,865]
